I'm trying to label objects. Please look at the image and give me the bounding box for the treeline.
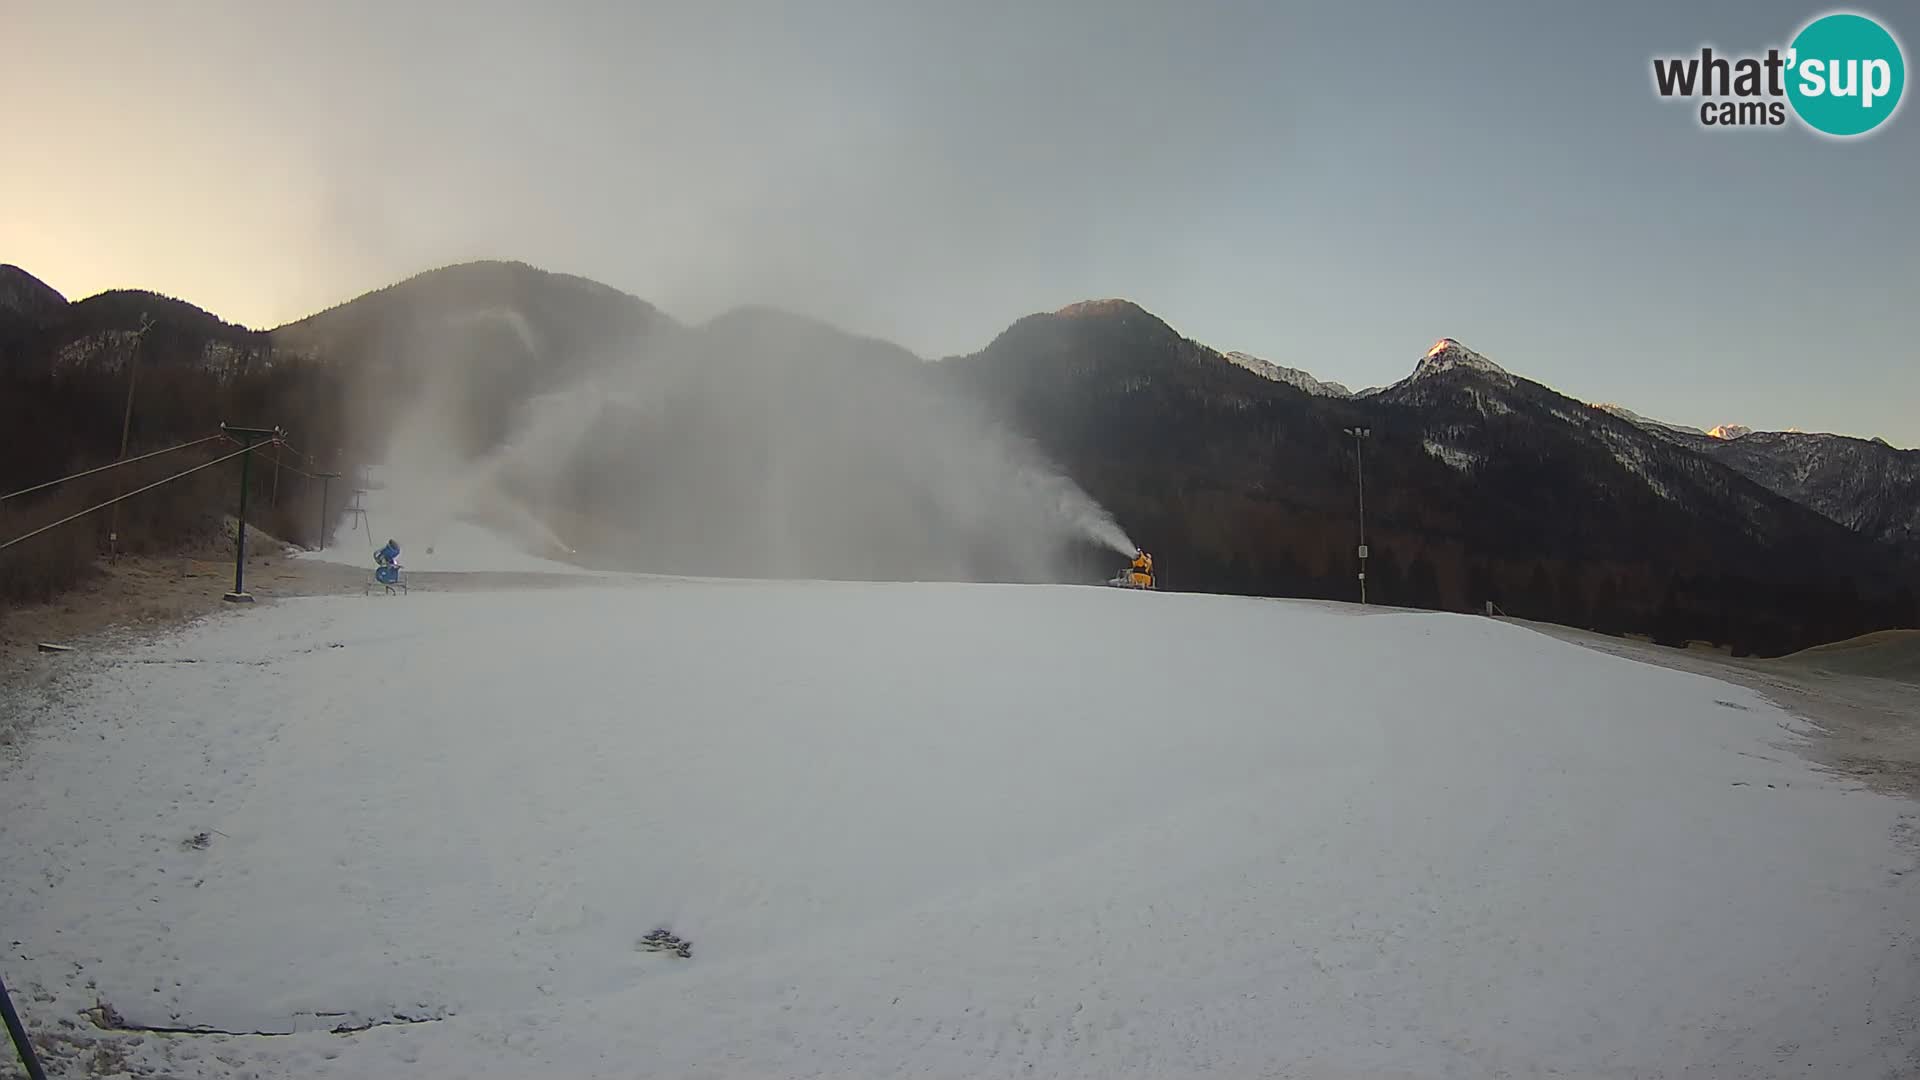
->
[0,340,358,607]
[1083,491,1912,657]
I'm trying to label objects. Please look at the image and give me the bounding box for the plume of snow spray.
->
[1082,512,1137,558]
[994,431,1135,557]
[346,347,610,560]
[424,380,620,554]
[1066,489,1136,557]
[348,302,1139,581]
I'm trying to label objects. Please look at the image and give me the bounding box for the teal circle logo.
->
[1786,12,1905,136]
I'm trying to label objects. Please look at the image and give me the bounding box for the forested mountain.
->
[0,279,315,527]
[1602,405,1920,559]
[0,264,65,320]
[937,307,1915,654]
[1681,430,1917,556]
[4,260,1912,653]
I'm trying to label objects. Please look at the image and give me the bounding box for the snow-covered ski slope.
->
[301,517,591,575]
[3,581,1917,1078]
[297,462,597,576]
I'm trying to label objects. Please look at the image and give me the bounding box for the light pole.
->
[107,313,155,559]
[1342,426,1371,604]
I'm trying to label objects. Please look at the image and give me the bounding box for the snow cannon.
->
[1109,549,1156,590]
[367,538,407,595]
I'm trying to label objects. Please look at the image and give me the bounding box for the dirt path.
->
[1505,617,1920,800]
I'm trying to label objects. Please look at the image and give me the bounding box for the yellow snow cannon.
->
[1110,549,1156,590]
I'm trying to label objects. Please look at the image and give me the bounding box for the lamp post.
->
[107,313,154,559]
[1342,426,1371,604]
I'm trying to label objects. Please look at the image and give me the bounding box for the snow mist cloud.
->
[355,300,1134,583]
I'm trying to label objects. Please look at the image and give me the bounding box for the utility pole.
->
[1343,426,1372,604]
[221,423,282,603]
[107,313,155,559]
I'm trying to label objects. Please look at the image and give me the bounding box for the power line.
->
[282,451,321,481]
[0,443,252,554]
[1,433,225,504]
[261,443,320,481]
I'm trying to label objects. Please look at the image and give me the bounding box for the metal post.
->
[1356,431,1366,605]
[1,968,48,1080]
[1344,426,1371,604]
[221,424,280,603]
[107,314,154,559]
[232,442,253,601]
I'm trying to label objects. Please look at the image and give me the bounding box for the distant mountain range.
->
[2,259,1912,653]
[1578,395,1918,552]
[939,302,1914,652]
[1221,351,1353,399]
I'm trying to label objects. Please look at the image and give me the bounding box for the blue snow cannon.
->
[370,539,406,594]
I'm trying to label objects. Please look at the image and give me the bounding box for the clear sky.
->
[3,1,1915,444]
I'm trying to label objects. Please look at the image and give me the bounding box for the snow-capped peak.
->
[1708,423,1753,441]
[1220,351,1352,398]
[1594,403,1707,437]
[1409,338,1511,382]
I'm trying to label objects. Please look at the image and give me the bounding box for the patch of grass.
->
[1,450,231,616]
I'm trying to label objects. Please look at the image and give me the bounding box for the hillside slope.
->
[1601,411,1918,555]
[0,263,65,319]
[1686,430,1920,554]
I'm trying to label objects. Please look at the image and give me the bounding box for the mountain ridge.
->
[19,258,1908,450]
[0,264,67,318]
[5,258,1913,652]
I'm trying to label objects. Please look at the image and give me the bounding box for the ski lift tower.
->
[341,464,374,549]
